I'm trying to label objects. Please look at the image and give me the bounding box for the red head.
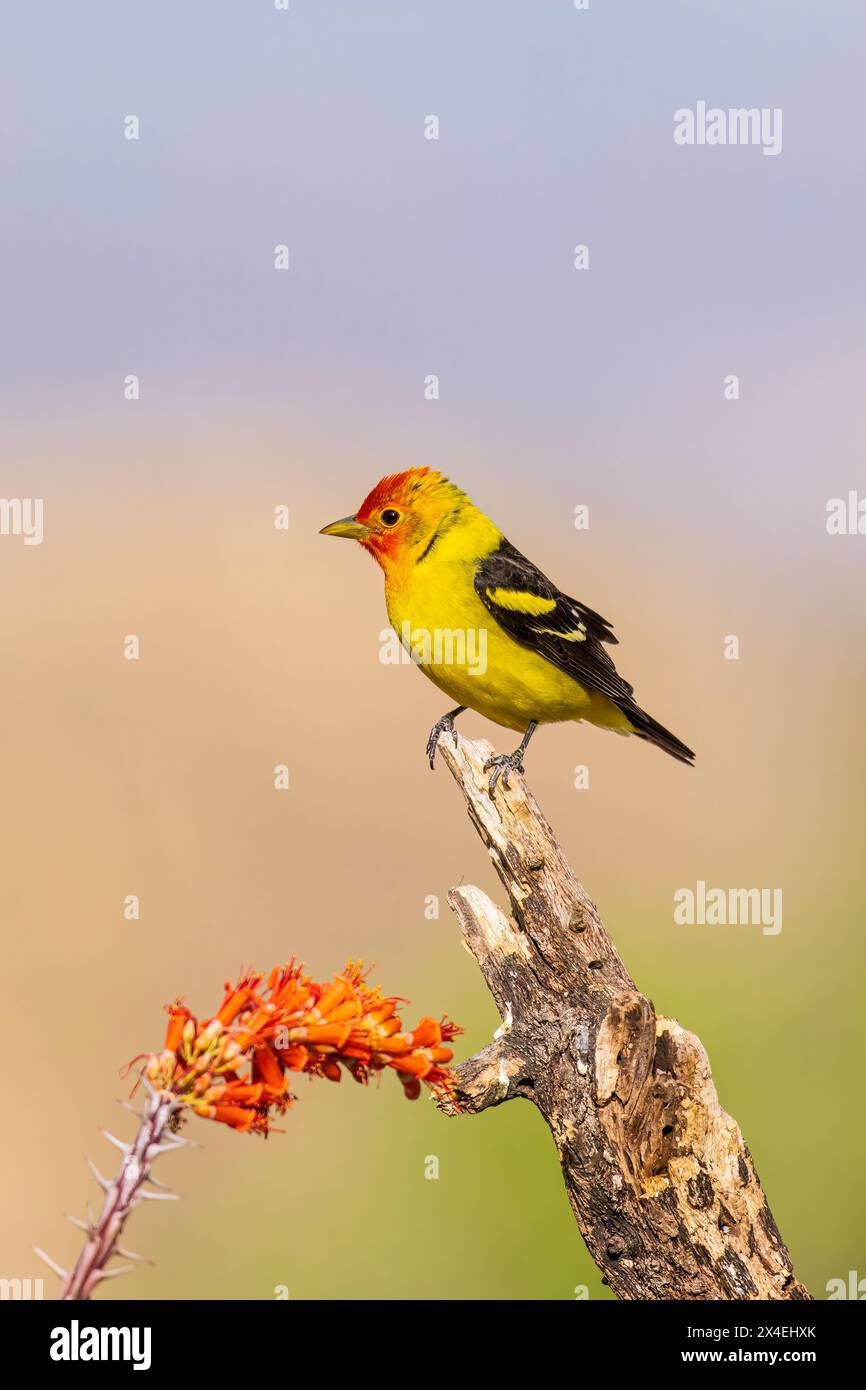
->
[320,468,469,572]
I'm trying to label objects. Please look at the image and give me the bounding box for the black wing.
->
[475,538,695,764]
[475,539,636,708]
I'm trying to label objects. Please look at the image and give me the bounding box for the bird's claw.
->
[426,714,459,769]
[483,752,524,793]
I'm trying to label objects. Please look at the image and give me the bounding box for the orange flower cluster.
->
[141,961,461,1133]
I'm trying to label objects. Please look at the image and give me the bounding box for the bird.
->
[320,468,694,789]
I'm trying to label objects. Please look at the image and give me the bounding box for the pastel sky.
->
[3,3,864,550]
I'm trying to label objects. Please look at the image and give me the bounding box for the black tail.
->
[624,704,695,765]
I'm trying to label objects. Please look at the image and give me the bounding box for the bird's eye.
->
[380,509,400,526]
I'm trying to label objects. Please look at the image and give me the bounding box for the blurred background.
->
[1,1,864,1300]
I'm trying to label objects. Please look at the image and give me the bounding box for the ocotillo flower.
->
[142,959,461,1131]
[38,961,461,1299]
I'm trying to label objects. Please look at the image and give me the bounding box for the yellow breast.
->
[383,519,611,733]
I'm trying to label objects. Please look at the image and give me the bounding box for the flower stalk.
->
[37,960,460,1298]
[51,1084,185,1300]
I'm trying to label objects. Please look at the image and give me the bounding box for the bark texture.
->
[434,732,810,1301]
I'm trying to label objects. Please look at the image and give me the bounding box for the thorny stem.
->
[59,1086,183,1300]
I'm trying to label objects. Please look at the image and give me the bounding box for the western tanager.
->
[321,468,694,787]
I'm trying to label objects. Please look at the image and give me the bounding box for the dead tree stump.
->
[434,732,810,1301]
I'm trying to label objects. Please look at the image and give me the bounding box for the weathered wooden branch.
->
[434,732,810,1301]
